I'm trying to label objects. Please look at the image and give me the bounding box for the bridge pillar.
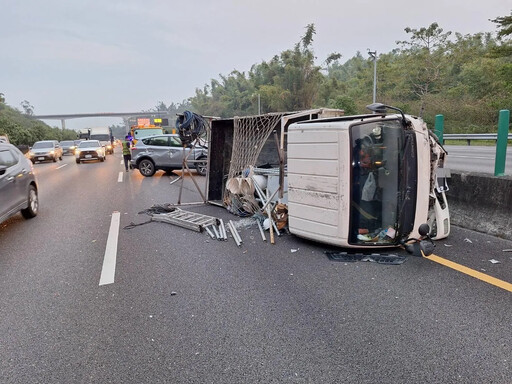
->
[61,119,66,130]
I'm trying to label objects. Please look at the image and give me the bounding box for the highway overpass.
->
[33,111,169,129]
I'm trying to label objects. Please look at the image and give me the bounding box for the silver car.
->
[0,142,39,224]
[130,134,208,177]
[28,140,63,163]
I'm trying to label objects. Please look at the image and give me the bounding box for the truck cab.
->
[287,107,449,248]
[89,128,114,154]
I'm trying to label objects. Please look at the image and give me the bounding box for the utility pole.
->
[368,50,377,104]
[258,93,261,115]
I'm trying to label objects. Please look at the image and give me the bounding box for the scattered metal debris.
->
[229,220,243,245]
[205,226,215,239]
[125,205,219,233]
[152,209,218,232]
[325,251,407,265]
[256,219,266,242]
[489,259,501,264]
[219,219,228,241]
[227,221,242,247]
[464,238,473,243]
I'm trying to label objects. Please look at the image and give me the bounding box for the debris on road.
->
[152,209,218,232]
[464,238,473,243]
[489,259,501,264]
[503,249,512,252]
[205,226,215,239]
[228,220,243,246]
[325,251,407,265]
[125,204,219,233]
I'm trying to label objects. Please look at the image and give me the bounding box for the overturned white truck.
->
[287,104,450,249]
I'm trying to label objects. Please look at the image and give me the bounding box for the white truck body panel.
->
[287,114,449,248]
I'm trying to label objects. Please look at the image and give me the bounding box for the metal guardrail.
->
[443,133,512,145]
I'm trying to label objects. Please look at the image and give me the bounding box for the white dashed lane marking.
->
[99,211,121,286]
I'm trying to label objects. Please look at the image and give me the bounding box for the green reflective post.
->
[434,114,444,143]
[495,109,509,177]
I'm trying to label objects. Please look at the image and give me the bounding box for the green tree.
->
[396,23,452,117]
[20,100,34,116]
[490,12,512,57]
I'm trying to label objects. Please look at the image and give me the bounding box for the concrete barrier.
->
[447,171,512,240]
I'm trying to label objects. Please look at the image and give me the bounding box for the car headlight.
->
[75,149,81,155]
[107,145,112,149]
[70,146,75,150]
[96,149,103,154]
[28,151,34,157]
[50,150,55,154]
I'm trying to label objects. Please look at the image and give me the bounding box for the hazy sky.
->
[1,0,510,130]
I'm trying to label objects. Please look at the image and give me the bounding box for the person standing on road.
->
[122,135,132,172]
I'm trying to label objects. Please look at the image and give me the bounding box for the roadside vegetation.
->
[182,15,512,133]
[0,96,77,146]
[2,12,511,145]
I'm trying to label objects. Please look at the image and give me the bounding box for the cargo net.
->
[224,113,283,216]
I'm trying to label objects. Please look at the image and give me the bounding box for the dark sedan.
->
[60,140,77,155]
[0,142,39,224]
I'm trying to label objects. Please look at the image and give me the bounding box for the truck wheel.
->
[76,159,80,164]
[139,159,156,177]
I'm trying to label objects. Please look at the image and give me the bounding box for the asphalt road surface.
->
[0,148,511,383]
[444,145,512,175]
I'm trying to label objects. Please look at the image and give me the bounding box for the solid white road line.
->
[118,171,123,183]
[56,164,68,170]
[99,211,121,286]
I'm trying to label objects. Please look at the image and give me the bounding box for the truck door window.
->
[349,119,404,245]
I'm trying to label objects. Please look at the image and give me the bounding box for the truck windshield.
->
[90,134,110,141]
[349,119,404,245]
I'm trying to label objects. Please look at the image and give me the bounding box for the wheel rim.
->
[197,162,207,175]
[140,160,153,175]
[29,189,38,214]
